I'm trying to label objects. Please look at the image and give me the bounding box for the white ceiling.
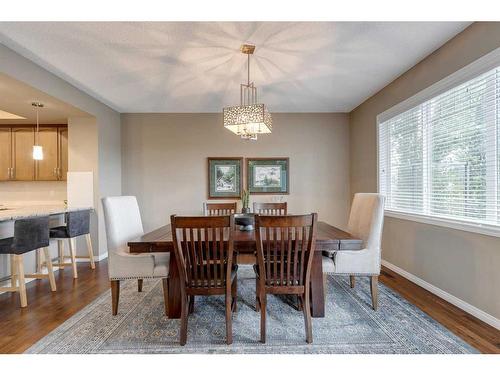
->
[0,22,471,113]
[0,73,89,124]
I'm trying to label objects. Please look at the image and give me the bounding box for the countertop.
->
[0,205,92,222]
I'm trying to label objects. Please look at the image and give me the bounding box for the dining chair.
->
[101,196,169,315]
[170,214,237,345]
[0,216,56,307]
[254,213,318,343]
[322,193,385,310]
[203,202,237,216]
[253,202,287,215]
[48,209,95,279]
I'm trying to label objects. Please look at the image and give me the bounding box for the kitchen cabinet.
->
[0,127,11,181]
[0,125,67,181]
[59,127,68,181]
[36,127,59,181]
[12,127,35,181]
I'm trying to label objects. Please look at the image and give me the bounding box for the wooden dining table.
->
[128,221,362,318]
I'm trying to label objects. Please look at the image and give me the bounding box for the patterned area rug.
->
[26,267,477,354]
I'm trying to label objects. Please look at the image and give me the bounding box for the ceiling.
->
[0,22,471,113]
[0,73,89,124]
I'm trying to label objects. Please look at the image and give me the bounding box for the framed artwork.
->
[246,157,289,194]
[207,157,243,199]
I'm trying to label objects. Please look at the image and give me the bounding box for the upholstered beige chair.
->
[102,196,169,315]
[323,193,385,309]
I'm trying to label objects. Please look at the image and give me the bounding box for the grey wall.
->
[121,113,350,232]
[349,22,500,320]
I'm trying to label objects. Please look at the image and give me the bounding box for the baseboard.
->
[381,259,500,330]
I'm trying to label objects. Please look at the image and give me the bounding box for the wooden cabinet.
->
[59,127,68,181]
[0,125,67,181]
[0,127,12,181]
[36,127,59,181]
[12,127,35,181]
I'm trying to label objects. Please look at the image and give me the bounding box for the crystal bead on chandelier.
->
[223,44,272,141]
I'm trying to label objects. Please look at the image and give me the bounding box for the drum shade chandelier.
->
[223,44,272,141]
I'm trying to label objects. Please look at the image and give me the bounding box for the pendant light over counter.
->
[32,102,44,160]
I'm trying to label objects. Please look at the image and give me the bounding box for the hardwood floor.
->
[0,260,498,353]
[380,266,500,354]
[0,260,109,353]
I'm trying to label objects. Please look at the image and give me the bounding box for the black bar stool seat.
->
[0,237,15,253]
[48,209,95,277]
[0,216,56,308]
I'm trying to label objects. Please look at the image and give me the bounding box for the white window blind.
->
[379,66,500,227]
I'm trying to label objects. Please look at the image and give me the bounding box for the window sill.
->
[384,210,500,238]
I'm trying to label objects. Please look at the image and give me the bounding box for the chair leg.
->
[16,255,27,308]
[57,240,65,269]
[255,276,260,312]
[85,234,95,270]
[370,276,379,310]
[137,279,143,292]
[36,249,42,273]
[188,295,195,314]
[303,291,313,344]
[231,275,237,312]
[260,293,267,343]
[350,275,355,288]
[225,293,233,345]
[43,247,57,292]
[180,296,188,346]
[68,238,78,279]
[10,255,18,288]
[111,280,120,315]
[161,278,169,315]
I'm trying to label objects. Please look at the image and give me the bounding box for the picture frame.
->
[246,157,289,194]
[207,157,243,199]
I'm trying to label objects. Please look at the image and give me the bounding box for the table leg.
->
[310,252,325,317]
[167,251,182,318]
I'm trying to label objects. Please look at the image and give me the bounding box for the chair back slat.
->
[255,213,317,288]
[253,202,287,215]
[171,215,234,290]
[204,202,237,216]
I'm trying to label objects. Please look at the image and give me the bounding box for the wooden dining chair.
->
[254,213,318,343]
[203,202,237,216]
[171,214,238,345]
[253,202,287,215]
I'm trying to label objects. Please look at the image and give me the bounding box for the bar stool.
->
[0,216,56,308]
[48,210,94,279]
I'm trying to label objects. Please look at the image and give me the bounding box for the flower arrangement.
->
[241,189,250,213]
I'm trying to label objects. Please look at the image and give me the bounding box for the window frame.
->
[377,47,500,238]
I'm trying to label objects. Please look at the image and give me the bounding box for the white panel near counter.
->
[67,171,94,208]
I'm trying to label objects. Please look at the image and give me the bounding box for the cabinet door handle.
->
[11,167,15,179]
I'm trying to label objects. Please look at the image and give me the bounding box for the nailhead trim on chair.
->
[109,276,167,281]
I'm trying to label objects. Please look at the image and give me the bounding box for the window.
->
[378,63,500,233]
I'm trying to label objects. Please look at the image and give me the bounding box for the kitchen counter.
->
[0,205,92,222]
